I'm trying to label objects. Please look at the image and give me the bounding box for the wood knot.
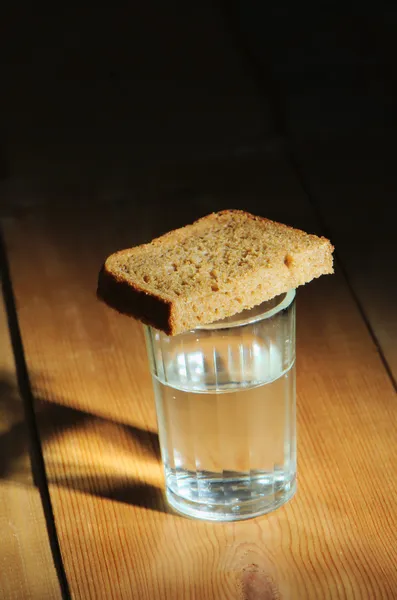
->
[238,565,280,600]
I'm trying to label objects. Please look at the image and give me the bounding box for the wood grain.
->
[295,134,397,386]
[2,154,397,599]
[0,282,61,599]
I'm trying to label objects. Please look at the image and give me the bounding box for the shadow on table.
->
[36,398,161,462]
[0,371,174,515]
[0,374,32,480]
[51,470,170,513]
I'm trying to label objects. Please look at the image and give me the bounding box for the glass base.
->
[166,475,296,521]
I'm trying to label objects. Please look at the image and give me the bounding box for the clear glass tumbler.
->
[144,290,296,521]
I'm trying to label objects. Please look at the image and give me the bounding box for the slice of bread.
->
[97,209,334,335]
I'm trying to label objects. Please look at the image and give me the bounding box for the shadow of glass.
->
[35,399,161,461]
[50,469,176,514]
[0,373,168,513]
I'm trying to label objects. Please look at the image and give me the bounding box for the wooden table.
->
[1,150,396,599]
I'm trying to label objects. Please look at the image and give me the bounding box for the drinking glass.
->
[144,289,296,521]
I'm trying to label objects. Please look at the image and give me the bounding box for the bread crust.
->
[98,263,175,335]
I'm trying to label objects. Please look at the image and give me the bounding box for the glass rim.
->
[195,288,296,331]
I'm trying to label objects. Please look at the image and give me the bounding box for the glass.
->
[144,289,296,521]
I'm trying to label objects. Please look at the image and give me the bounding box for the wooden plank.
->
[295,134,397,386]
[0,271,61,598]
[2,154,397,599]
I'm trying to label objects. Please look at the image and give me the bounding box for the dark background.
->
[1,1,396,204]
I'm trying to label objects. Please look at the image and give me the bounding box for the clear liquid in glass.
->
[152,340,296,521]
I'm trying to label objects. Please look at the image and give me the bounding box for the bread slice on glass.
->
[97,209,334,335]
